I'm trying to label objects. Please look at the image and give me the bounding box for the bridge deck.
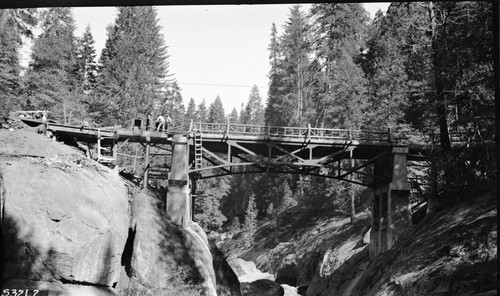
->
[18,117,478,162]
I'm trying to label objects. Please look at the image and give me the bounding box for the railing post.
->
[388,128,392,143]
[307,123,311,140]
[226,118,230,136]
[267,125,270,138]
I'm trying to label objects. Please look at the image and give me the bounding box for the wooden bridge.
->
[13,114,483,257]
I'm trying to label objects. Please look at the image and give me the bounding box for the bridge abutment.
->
[369,146,412,257]
[167,135,191,227]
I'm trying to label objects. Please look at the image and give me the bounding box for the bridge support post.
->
[143,143,150,189]
[167,135,191,227]
[369,146,411,258]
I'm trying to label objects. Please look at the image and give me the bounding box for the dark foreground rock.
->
[241,279,284,296]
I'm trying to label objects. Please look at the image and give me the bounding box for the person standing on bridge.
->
[41,111,48,135]
[146,113,153,131]
[166,115,172,130]
[156,114,166,132]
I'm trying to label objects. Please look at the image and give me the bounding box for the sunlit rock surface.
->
[228,257,275,283]
[0,132,129,290]
[0,130,242,296]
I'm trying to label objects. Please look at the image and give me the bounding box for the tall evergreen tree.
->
[228,107,238,123]
[241,85,265,125]
[208,95,226,123]
[0,9,37,117]
[243,194,258,244]
[185,97,197,125]
[23,7,81,123]
[358,9,410,130]
[196,99,208,122]
[75,25,98,93]
[94,6,170,126]
[310,3,369,129]
[265,23,284,125]
[162,81,185,127]
[265,6,312,126]
[194,178,228,233]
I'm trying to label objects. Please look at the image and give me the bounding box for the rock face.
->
[0,150,129,290]
[304,189,497,296]
[0,131,242,296]
[228,258,275,283]
[348,191,497,296]
[120,187,242,296]
[210,240,243,296]
[241,279,284,296]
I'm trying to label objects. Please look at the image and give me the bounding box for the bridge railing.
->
[191,121,393,143]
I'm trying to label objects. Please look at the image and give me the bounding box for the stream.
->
[228,258,300,296]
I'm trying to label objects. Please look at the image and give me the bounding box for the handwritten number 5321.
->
[2,289,40,296]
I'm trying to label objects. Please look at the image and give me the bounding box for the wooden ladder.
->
[97,129,117,166]
[194,130,203,169]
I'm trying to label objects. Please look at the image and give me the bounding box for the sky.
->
[43,3,391,114]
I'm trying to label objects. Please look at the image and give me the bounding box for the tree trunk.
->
[427,2,451,214]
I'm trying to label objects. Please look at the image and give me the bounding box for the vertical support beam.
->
[167,135,190,227]
[386,146,411,250]
[143,143,150,189]
[369,146,411,258]
[191,177,197,222]
[132,147,138,173]
[112,138,117,160]
[97,129,101,162]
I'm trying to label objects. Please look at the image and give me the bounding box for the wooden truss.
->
[188,138,390,186]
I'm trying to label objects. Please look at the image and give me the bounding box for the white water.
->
[228,258,300,296]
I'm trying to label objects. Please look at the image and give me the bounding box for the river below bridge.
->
[228,257,300,296]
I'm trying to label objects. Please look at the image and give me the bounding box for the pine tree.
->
[228,107,238,123]
[241,85,265,125]
[75,25,98,93]
[265,23,284,126]
[162,81,185,127]
[185,98,197,125]
[23,7,81,123]
[358,10,409,130]
[194,180,228,233]
[0,9,37,117]
[309,3,369,129]
[265,6,312,127]
[196,99,208,122]
[243,194,258,244]
[208,95,226,123]
[94,6,170,126]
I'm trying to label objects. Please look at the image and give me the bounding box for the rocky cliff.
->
[0,130,241,296]
[220,187,497,296]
